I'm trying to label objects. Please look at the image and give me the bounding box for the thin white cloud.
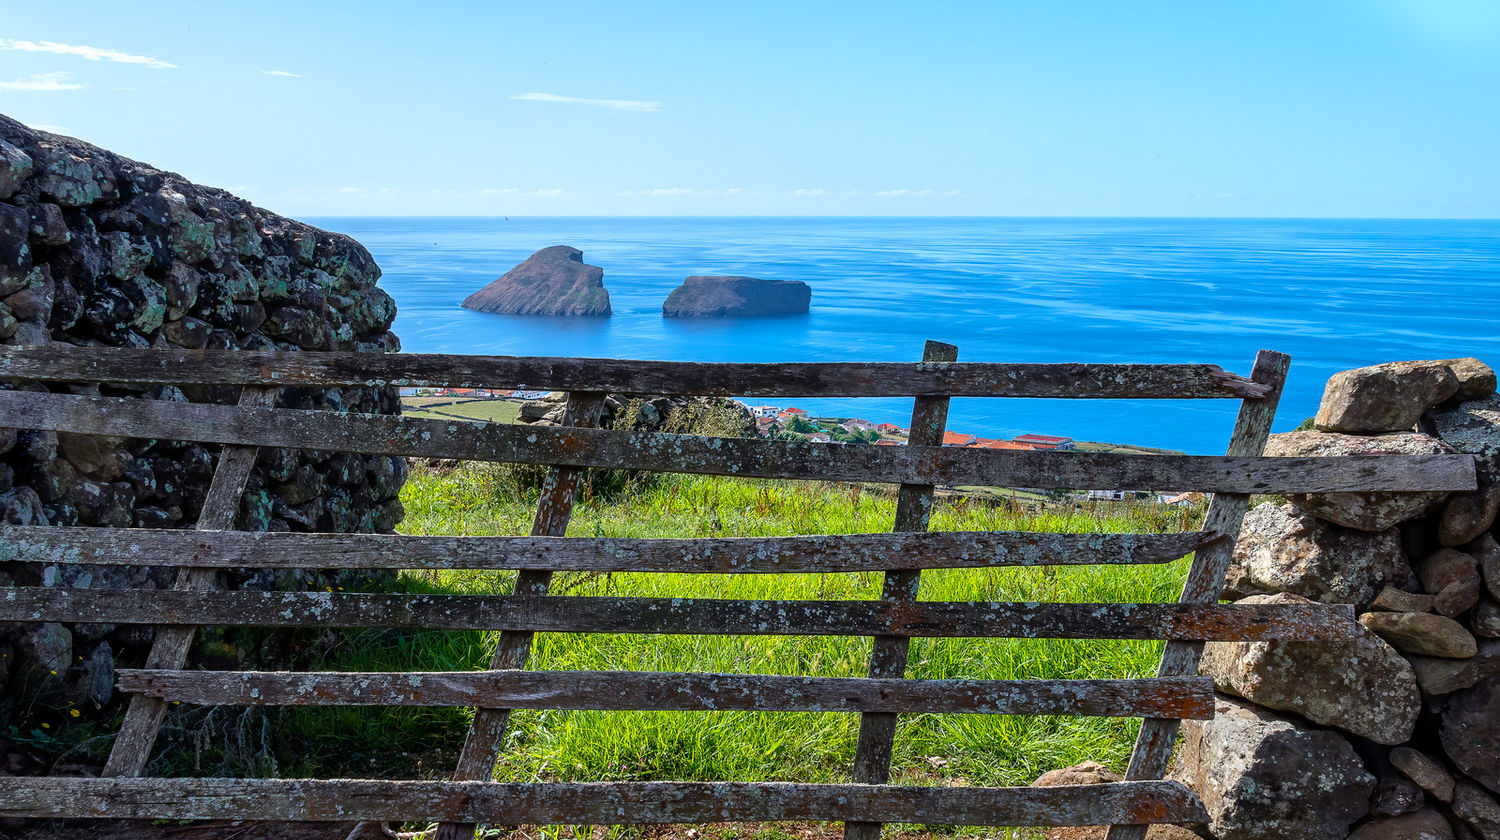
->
[337,187,359,194]
[791,188,829,197]
[876,188,961,198]
[0,71,86,91]
[649,188,693,197]
[481,187,569,197]
[0,39,176,69]
[511,91,660,112]
[260,69,300,78]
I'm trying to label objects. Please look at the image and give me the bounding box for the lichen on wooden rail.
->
[0,778,1210,826]
[0,390,1477,492]
[0,525,1217,572]
[0,346,1270,399]
[0,588,1360,640]
[113,669,1216,718]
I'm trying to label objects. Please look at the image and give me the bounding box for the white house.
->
[1088,490,1127,501]
[749,405,780,419]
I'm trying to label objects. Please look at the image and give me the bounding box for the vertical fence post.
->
[844,340,958,840]
[1104,350,1289,840]
[435,390,608,840]
[103,385,278,778]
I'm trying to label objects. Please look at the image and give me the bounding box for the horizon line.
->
[296,213,1500,222]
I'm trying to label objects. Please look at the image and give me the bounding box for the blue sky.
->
[2,1,1498,217]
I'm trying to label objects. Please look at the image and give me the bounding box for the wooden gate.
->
[0,345,1476,838]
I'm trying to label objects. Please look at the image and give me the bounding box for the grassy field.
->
[273,465,1194,808]
[402,396,524,425]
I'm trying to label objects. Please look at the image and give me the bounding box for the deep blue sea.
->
[309,217,1500,454]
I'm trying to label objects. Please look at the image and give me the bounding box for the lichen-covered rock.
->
[1171,694,1374,840]
[1200,593,1419,744]
[1473,534,1500,601]
[1360,611,1478,658]
[1440,677,1500,794]
[1315,360,1460,433]
[1391,747,1457,803]
[1440,485,1500,547]
[1373,585,1437,613]
[0,138,33,200]
[0,114,408,723]
[1408,639,1500,695]
[1264,431,1457,530]
[1475,599,1500,638]
[461,245,611,316]
[1453,780,1500,840]
[1418,548,1483,617]
[1440,358,1499,401]
[1227,502,1413,606]
[1432,395,1500,482]
[662,275,811,317]
[1348,807,1456,840]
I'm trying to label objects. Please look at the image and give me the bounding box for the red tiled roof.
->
[1013,434,1073,445]
[942,431,977,446]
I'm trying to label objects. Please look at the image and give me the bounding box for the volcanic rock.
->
[1453,780,1500,840]
[462,245,611,316]
[1226,502,1413,607]
[1439,485,1500,547]
[1441,358,1499,401]
[1348,808,1456,840]
[1418,548,1483,617]
[1200,593,1419,744]
[662,275,810,317]
[1360,611,1478,658]
[1315,360,1459,433]
[1390,747,1456,803]
[1431,395,1500,482]
[1440,677,1500,794]
[1408,639,1500,695]
[1171,695,1374,840]
[1264,431,1457,530]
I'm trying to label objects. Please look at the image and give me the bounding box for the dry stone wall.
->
[0,116,403,725]
[1183,357,1500,840]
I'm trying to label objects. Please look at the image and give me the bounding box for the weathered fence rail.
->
[0,344,1477,839]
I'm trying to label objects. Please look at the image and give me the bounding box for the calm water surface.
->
[310,217,1500,454]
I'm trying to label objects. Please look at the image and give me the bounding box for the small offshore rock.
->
[1200,593,1420,745]
[461,245,611,316]
[1315,360,1459,433]
[1418,548,1482,617]
[1439,485,1500,547]
[1348,807,1456,840]
[1390,746,1456,803]
[1171,695,1374,840]
[662,275,811,317]
[1373,585,1436,613]
[1440,358,1499,401]
[1264,430,1456,531]
[1440,676,1500,794]
[1360,611,1478,658]
[1227,502,1413,607]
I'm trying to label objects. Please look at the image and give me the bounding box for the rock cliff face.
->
[661,275,810,317]
[461,245,611,316]
[0,115,404,723]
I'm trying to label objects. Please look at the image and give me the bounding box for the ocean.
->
[308,216,1500,454]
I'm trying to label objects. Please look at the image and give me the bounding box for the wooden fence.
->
[0,345,1477,840]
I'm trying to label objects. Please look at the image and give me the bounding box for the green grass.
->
[275,465,1194,793]
[402,396,524,425]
